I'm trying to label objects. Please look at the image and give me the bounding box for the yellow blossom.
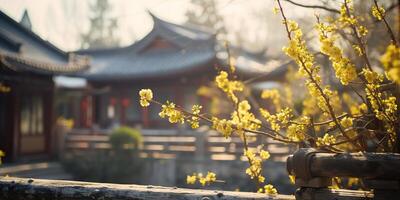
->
[258,176,265,183]
[317,22,357,85]
[244,149,264,182]
[188,172,217,186]
[286,124,306,142]
[188,105,202,129]
[205,171,217,183]
[215,71,244,103]
[289,175,295,184]
[231,101,261,132]
[264,184,278,195]
[362,68,383,84]
[159,101,184,124]
[371,5,385,21]
[352,45,363,56]
[186,175,197,184]
[273,7,279,14]
[261,89,281,111]
[260,108,292,132]
[359,103,368,113]
[357,25,368,36]
[139,89,153,107]
[381,44,400,84]
[212,117,233,138]
[259,150,270,160]
[317,134,336,146]
[340,117,353,128]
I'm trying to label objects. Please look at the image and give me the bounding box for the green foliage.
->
[109,126,142,150]
[62,127,143,183]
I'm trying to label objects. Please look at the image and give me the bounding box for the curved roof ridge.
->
[148,11,214,41]
[0,10,67,57]
[76,12,216,56]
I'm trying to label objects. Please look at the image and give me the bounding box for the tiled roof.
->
[74,12,217,81]
[0,10,89,75]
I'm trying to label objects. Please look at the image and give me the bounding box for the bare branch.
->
[282,0,340,14]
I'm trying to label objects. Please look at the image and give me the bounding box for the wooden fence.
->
[63,128,294,162]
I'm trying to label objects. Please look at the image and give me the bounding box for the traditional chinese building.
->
[0,10,88,162]
[73,13,220,129]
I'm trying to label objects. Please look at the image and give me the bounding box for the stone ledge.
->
[0,177,294,200]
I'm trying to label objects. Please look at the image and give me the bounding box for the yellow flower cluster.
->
[283,21,316,78]
[352,45,363,56]
[307,83,335,115]
[231,100,261,132]
[340,117,353,129]
[338,1,357,26]
[260,107,292,132]
[286,124,306,142]
[361,68,398,140]
[159,101,184,124]
[316,134,336,146]
[263,184,278,195]
[212,117,234,138]
[212,101,261,138]
[186,171,217,186]
[0,150,4,164]
[139,89,153,107]
[381,44,400,84]
[282,20,337,116]
[362,68,396,118]
[261,89,281,111]
[244,149,270,184]
[188,105,202,129]
[57,117,74,128]
[259,149,271,160]
[317,22,357,85]
[362,68,383,84]
[371,5,385,21]
[289,175,296,184]
[215,71,244,103]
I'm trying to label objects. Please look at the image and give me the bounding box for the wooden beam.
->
[287,148,400,180]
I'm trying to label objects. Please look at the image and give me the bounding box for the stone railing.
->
[0,177,294,200]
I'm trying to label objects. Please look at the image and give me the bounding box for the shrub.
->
[109,126,142,150]
[62,127,143,183]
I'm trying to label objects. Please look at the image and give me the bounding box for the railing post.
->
[287,148,400,200]
[195,132,208,162]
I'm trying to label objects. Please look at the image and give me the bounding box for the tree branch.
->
[282,0,340,14]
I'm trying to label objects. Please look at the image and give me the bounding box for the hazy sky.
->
[0,0,316,51]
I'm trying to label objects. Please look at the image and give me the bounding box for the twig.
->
[282,0,340,14]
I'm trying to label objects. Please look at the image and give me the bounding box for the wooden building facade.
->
[0,11,88,162]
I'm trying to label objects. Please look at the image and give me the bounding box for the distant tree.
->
[81,0,120,49]
[185,0,227,39]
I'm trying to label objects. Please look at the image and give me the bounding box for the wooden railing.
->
[64,128,295,162]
